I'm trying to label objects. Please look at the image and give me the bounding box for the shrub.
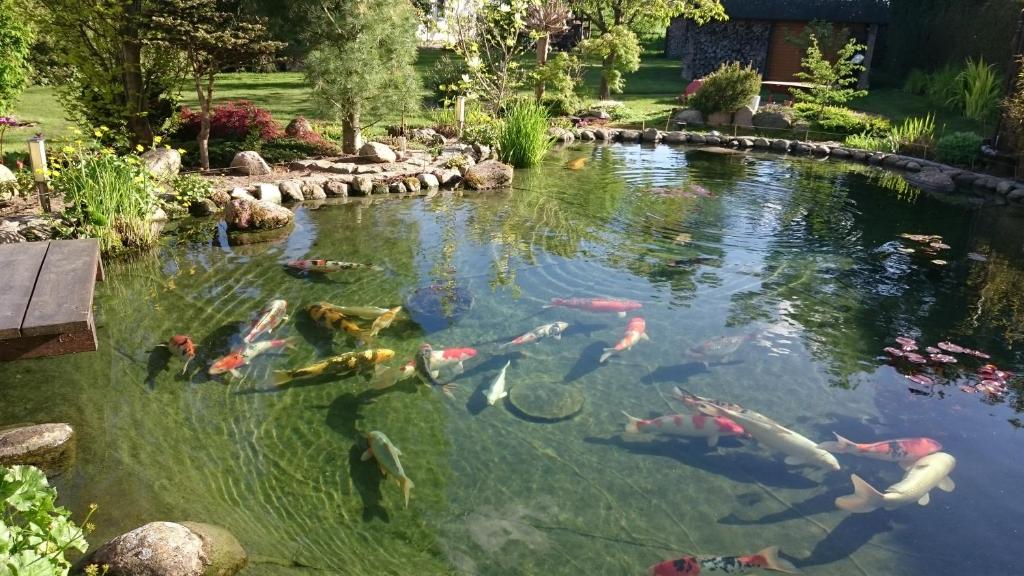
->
[955,57,1001,122]
[936,131,983,166]
[1,465,95,576]
[845,132,891,152]
[793,103,891,136]
[50,143,158,255]
[793,36,866,114]
[175,100,283,141]
[925,64,962,109]
[178,136,341,168]
[889,113,936,154]
[903,69,930,95]
[429,101,501,145]
[688,62,761,116]
[497,100,553,168]
[170,173,213,210]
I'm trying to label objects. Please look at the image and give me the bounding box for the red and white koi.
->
[167,335,196,375]
[545,297,642,317]
[600,317,648,363]
[623,411,745,447]
[285,259,381,273]
[429,347,477,374]
[506,321,568,346]
[650,546,798,575]
[209,339,292,377]
[244,299,288,343]
[818,433,942,466]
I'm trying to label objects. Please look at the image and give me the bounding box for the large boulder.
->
[0,423,75,475]
[464,160,513,190]
[641,128,662,143]
[418,173,440,189]
[359,142,397,163]
[230,151,271,176]
[350,175,375,196]
[254,183,281,205]
[733,105,755,128]
[224,198,293,231]
[84,521,246,576]
[285,116,314,138]
[753,109,794,130]
[141,148,182,181]
[673,108,704,126]
[277,180,305,203]
[904,168,956,194]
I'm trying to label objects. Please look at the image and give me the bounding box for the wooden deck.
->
[0,239,104,361]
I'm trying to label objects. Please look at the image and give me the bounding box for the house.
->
[665,0,890,87]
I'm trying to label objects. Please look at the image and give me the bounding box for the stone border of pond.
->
[557,126,1024,205]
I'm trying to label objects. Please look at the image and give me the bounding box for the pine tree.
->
[793,35,868,118]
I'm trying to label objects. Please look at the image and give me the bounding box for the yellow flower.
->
[102,147,115,155]
[94,130,103,137]
[100,126,109,132]
[72,127,82,135]
[164,144,171,150]
[62,146,75,154]
[154,135,163,144]
[177,148,186,154]
[135,144,144,152]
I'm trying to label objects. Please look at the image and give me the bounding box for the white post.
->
[456,96,466,137]
[27,136,51,212]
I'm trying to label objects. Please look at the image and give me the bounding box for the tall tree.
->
[570,0,726,98]
[528,1,572,103]
[0,0,34,114]
[304,0,422,153]
[40,0,179,145]
[147,0,282,170]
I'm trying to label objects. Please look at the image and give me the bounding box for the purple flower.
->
[0,116,18,127]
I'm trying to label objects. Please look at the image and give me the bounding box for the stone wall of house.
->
[666,18,772,81]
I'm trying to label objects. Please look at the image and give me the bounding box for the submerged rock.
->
[406,284,474,333]
[84,521,246,576]
[464,160,513,190]
[905,168,956,194]
[230,151,271,176]
[0,423,75,475]
[224,198,293,232]
[509,381,585,423]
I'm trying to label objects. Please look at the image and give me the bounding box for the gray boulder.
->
[350,175,375,196]
[464,160,514,190]
[285,116,313,138]
[304,181,329,200]
[663,131,688,144]
[770,139,791,152]
[141,148,182,181]
[733,106,756,128]
[254,183,281,205]
[230,187,256,202]
[438,169,462,188]
[403,177,421,192]
[594,129,610,141]
[673,108,704,126]
[688,133,706,144]
[389,181,407,194]
[904,168,956,194]
[278,180,305,203]
[641,128,662,143]
[579,130,595,141]
[359,142,397,163]
[230,151,271,176]
[618,130,641,142]
[0,423,75,475]
[189,198,218,217]
[210,189,231,207]
[84,521,246,576]
[418,173,440,189]
[0,164,16,183]
[753,110,794,130]
[224,198,293,231]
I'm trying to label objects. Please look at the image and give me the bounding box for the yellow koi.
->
[273,349,394,386]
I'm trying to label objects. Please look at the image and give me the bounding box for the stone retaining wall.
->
[562,127,1024,205]
[666,18,771,81]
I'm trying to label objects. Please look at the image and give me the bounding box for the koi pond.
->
[3,144,1024,575]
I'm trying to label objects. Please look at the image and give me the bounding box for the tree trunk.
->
[122,0,152,146]
[195,73,211,171]
[342,108,361,155]
[599,54,615,100]
[535,34,550,103]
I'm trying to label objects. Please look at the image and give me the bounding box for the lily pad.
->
[509,380,585,423]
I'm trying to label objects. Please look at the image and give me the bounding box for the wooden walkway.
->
[0,239,104,361]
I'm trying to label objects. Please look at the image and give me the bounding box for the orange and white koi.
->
[545,297,642,317]
[209,338,292,377]
[818,433,942,467]
[415,343,456,399]
[285,259,381,273]
[600,317,648,363]
[650,546,798,575]
[506,322,568,346]
[623,411,745,447]
[167,334,196,375]
[244,299,288,343]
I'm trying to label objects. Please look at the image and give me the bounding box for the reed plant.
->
[954,58,1001,122]
[497,100,554,168]
[844,132,891,152]
[889,113,936,155]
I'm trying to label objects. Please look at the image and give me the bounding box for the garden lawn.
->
[6,86,76,155]
[850,89,993,137]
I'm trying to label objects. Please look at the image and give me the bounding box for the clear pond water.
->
[3,144,1024,575]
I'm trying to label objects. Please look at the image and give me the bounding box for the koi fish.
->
[244,299,288,343]
[600,317,648,363]
[650,546,798,575]
[429,347,477,374]
[330,305,392,320]
[308,302,366,339]
[695,402,840,471]
[415,344,456,399]
[361,431,414,508]
[362,306,402,341]
[208,351,246,377]
[671,387,746,413]
[835,452,956,513]
[545,297,643,317]
[167,335,196,375]
[273,348,394,386]
[485,360,511,406]
[285,259,381,273]
[371,361,418,390]
[566,157,589,170]
[506,322,569,346]
[623,411,745,447]
[818,433,942,467]
[688,333,753,360]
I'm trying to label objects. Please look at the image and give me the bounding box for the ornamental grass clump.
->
[954,58,1001,122]
[50,137,160,255]
[497,100,554,168]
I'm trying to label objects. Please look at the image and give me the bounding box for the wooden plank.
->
[0,323,97,361]
[21,239,100,337]
[0,241,49,340]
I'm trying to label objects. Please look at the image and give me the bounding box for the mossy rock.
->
[509,380,585,423]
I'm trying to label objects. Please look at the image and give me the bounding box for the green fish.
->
[361,431,414,508]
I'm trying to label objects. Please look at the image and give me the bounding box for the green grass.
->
[4,44,996,156]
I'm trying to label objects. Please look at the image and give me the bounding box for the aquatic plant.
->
[1,465,95,576]
[497,100,554,168]
[936,131,983,167]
